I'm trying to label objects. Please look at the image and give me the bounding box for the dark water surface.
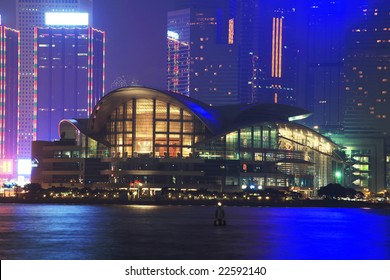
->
[1,203,389,260]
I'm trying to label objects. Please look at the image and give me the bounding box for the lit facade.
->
[32,86,339,194]
[167,7,239,106]
[344,1,390,135]
[35,26,105,141]
[0,25,20,179]
[235,1,298,105]
[327,133,390,193]
[16,0,92,158]
[167,18,190,96]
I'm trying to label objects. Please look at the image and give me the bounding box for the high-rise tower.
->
[0,23,20,164]
[303,1,346,130]
[235,1,299,105]
[344,1,390,135]
[35,13,105,141]
[16,0,92,158]
[167,2,239,106]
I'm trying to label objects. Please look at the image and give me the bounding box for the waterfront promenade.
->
[1,196,389,209]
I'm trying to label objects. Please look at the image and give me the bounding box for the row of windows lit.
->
[106,98,207,158]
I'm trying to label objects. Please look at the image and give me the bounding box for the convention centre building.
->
[31,86,341,195]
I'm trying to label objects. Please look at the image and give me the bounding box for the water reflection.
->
[0,204,389,260]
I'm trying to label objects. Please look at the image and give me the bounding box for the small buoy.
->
[214,202,226,226]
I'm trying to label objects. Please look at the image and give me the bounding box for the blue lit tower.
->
[303,1,347,130]
[16,0,92,158]
[235,1,299,106]
[35,13,105,141]
[167,1,239,106]
[0,22,20,160]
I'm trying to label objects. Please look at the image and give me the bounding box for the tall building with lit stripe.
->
[235,1,298,105]
[167,2,239,106]
[35,15,105,141]
[344,1,390,135]
[16,0,92,158]
[0,23,20,160]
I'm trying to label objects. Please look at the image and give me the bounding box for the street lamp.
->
[335,170,342,184]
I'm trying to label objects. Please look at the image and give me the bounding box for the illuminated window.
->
[182,135,192,146]
[155,121,167,132]
[155,100,167,119]
[183,111,192,120]
[169,121,181,133]
[169,105,181,120]
[135,99,153,155]
[183,122,193,133]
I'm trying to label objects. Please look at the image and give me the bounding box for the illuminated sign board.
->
[18,159,32,176]
[228,18,234,44]
[45,12,89,26]
[167,30,179,40]
[0,159,13,175]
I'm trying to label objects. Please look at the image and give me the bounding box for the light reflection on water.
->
[0,204,389,260]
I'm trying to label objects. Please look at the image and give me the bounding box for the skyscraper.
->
[325,0,390,193]
[344,1,390,135]
[16,0,92,158]
[167,10,190,97]
[235,1,299,105]
[303,1,346,130]
[167,2,239,106]
[0,23,20,160]
[35,18,105,141]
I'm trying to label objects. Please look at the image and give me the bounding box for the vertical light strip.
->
[271,17,283,78]
[271,18,276,77]
[275,18,280,78]
[3,28,8,157]
[228,18,234,44]
[17,29,21,156]
[0,26,4,157]
[102,30,106,98]
[278,18,283,78]
[87,28,92,116]
[33,27,38,141]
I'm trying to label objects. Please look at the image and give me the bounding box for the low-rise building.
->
[31,86,340,195]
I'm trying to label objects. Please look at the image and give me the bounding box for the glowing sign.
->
[271,17,283,78]
[18,159,32,176]
[45,12,89,26]
[0,159,13,175]
[228,18,234,44]
[167,30,179,40]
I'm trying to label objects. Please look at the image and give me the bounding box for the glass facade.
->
[35,27,105,142]
[196,122,334,190]
[105,98,207,159]
[32,87,341,193]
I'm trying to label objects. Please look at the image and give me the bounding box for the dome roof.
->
[86,86,311,136]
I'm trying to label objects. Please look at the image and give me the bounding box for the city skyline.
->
[0,0,388,191]
[0,0,387,107]
[0,0,174,91]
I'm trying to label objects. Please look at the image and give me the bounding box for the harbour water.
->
[1,203,389,260]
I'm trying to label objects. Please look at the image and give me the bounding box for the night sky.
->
[0,0,176,92]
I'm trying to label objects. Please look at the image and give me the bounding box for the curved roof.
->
[87,86,311,136]
[59,119,110,146]
[213,103,311,133]
[88,86,222,134]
